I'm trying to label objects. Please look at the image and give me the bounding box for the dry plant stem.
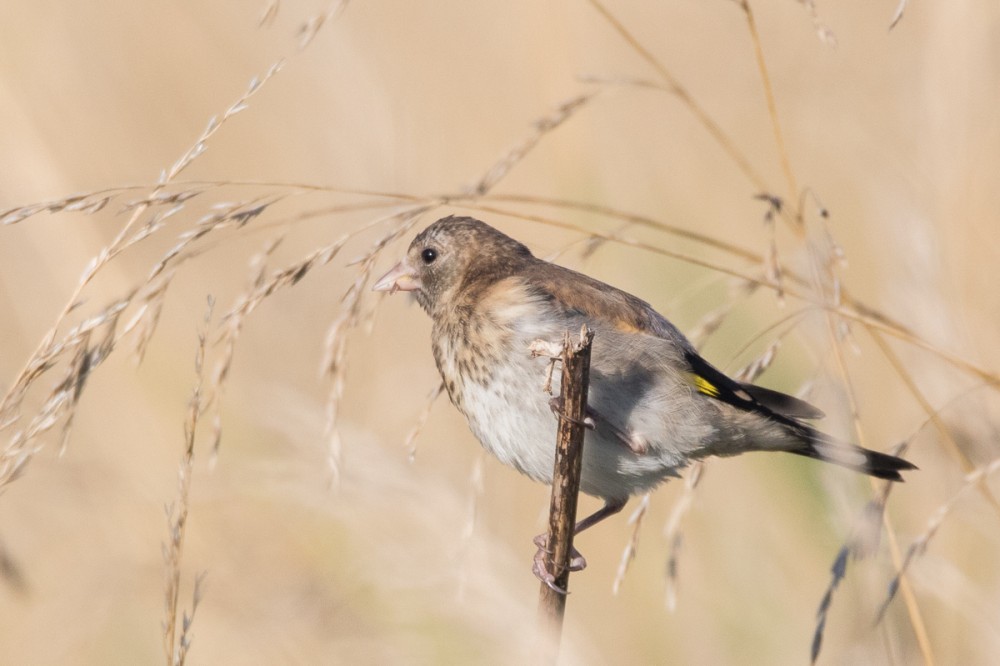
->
[457,202,774,286]
[454,191,999,602]
[739,0,799,216]
[879,510,934,664]
[163,299,212,666]
[869,327,1000,518]
[472,92,602,198]
[814,304,932,662]
[585,0,768,195]
[402,382,445,461]
[537,326,595,654]
[662,461,704,610]
[469,192,998,381]
[807,248,933,664]
[0,61,285,487]
[0,1,355,486]
[866,331,981,665]
[12,181,996,393]
[459,199,957,371]
[321,205,437,485]
[475,193,762,262]
[455,200,898,335]
[18,179,998,396]
[878,456,1000,622]
[611,494,649,596]
[471,192,930,341]
[775,80,930,657]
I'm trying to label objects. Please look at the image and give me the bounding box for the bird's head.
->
[373,216,533,315]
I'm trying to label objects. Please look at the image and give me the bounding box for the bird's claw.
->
[533,552,567,594]
[532,533,587,593]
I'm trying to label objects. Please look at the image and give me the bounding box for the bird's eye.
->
[421,247,438,264]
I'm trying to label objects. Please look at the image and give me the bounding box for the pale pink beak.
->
[372,259,422,293]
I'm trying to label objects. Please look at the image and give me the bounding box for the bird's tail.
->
[787,426,916,482]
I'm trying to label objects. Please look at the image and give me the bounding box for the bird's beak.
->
[372,259,422,293]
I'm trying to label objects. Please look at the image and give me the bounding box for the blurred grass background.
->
[1,0,999,663]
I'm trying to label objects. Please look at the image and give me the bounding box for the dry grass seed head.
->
[733,338,781,384]
[612,493,650,596]
[1,298,131,488]
[662,460,704,611]
[402,382,445,461]
[320,206,433,484]
[297,1,349,50]
[876,455,1000,624]
[684,280,758,349]
[162,298,212,666]
[124,271,175,365]
[471,91,601,197]
[206,233,350,459]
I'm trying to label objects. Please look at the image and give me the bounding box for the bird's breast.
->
[432,313,505,409]
[430,300,563,483]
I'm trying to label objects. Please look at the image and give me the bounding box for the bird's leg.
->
[573,496,628,535]
[532,497,628,591]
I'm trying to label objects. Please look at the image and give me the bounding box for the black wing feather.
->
[682,350,825,420]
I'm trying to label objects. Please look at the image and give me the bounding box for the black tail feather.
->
[789,433,917,482]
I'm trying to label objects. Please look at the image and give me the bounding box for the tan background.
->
[1,1,999,663]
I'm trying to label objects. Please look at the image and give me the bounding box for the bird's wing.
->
[681,348,824,420]
[523,261,824,421]
[737,383,825,420]
[522,261,674,338]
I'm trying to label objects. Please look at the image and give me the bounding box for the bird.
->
[373,215,915,586]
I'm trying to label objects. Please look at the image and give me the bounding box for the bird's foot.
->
[532,533,587,594]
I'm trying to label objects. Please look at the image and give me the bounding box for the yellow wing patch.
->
[691,373,721,398]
